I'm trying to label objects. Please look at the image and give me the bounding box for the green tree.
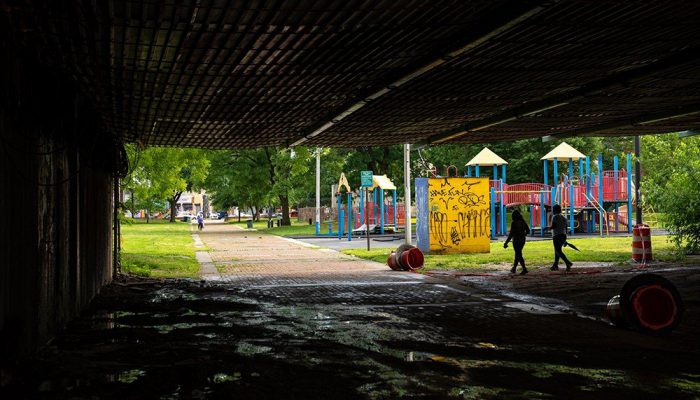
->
[641,133,700,253]
[205,147,312,225]
[205,149,270,220]
[125,146,210,223]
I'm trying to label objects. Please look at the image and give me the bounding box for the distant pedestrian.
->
[197,214,204,231]
[504,210,530,275]
[549,204,572,271]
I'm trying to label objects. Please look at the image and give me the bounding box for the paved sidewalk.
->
[196,221,388,282]
[6,222,698,399]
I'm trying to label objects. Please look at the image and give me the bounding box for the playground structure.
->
[468,143,636,238]
[318,174,405,240]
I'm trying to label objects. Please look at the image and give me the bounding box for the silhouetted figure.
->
[549,204,572,271]
[504,210,530,275]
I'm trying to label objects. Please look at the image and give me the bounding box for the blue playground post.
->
[359,188,364,228]
[380,189,385,235]
[490,187,496,238]
[553,157,558,205]
[338,209,344,240]
[475,164,480,177]
[598,154,604,232]
[613,156,620,201]
[316,221,320,236]
[614,155,619,231]
[493,166,498,234]
[347,193,352,241]
[529,204,534,233]
[500,180,506,235]
[467,165,472,177]
[551,186,557,208]
[543,160,549,186]
[569,158,574,235]
[373,189,378,227]
[579,158,584,183]
[540,192,546,237]
[328,221,333,234]
[501,164,507,235]
[392,190,397,228]
[586,156,592,233]
[626,153,633,232]
[336,194,342,236]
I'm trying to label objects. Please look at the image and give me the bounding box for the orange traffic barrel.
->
[606,273,683,335]
[387,252,402,271]
[387,245,425,271]
[632,224,652,263]
[400,248,424,271]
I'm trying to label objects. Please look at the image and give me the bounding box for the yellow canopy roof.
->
[541,142,586,160]
[372,175,396,190]
[466,147,508,166]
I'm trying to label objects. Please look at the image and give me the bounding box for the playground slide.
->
[617,205,634,229]
[353,224,377,234]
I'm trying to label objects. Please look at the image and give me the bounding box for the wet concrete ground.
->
[3,224,699,399]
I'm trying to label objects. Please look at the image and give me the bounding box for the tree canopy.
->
[123,146,210,222]
[641,134,700,253]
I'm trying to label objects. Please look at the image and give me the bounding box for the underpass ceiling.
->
[6,0,700,148]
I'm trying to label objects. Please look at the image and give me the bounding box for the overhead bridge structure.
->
[2,1,700,360]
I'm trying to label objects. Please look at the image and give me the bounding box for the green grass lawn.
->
[120,219,200,278]
[229,216,417,237]
[343,236,683,270]
[229,218,339,236]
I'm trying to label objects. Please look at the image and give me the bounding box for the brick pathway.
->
[196,221,389,282]
[9,221,697,399]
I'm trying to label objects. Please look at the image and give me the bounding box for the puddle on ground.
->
[6,277,699,400]
[115,368,146,384]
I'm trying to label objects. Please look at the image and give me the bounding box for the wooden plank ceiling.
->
[5,0,700,148]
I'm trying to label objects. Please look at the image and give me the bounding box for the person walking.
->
[504,210,530,275]
[197,213,204,231]
[549,204,573,271]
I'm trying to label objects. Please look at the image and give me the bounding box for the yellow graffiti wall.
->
[428,177,490,254]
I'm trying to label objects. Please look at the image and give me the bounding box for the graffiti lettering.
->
[450,227,461,245]
[428,178,490,253]
[430,212,448,246]
[458,193,486,207]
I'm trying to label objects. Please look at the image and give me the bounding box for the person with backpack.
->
[549,204,573,271]
[504,210,530,275]
[197,213,204,231]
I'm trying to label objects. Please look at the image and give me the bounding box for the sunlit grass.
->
[343,236,683,270]
[229,219,339,236]
[121,219,200,278]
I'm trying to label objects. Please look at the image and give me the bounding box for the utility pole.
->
[315,148,321,235]
[404,144,412,245]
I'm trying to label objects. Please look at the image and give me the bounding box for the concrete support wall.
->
[0,31,116,361]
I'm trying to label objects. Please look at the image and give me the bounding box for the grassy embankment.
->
[343,236,683,270]
[121,219,201,278]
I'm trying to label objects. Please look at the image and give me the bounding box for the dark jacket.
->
[506,220,530,244]
[551,214,567,236]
